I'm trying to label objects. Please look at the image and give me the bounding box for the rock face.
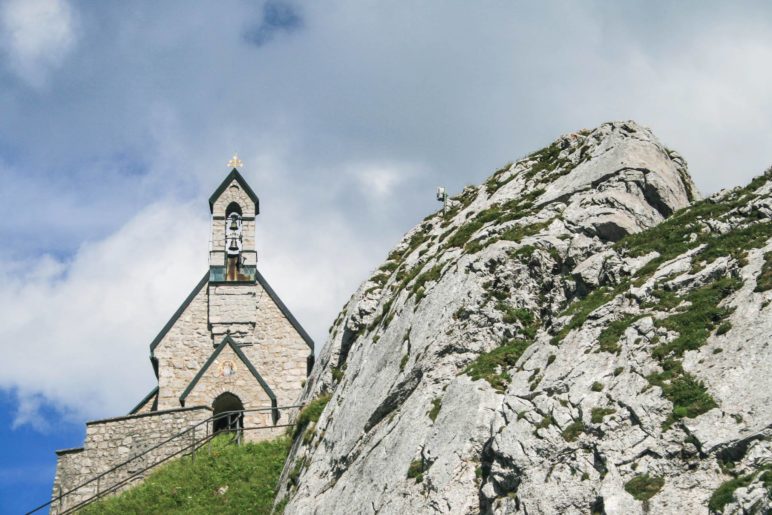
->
[277,121,772,514]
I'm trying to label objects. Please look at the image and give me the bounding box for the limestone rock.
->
[277,122,771,514]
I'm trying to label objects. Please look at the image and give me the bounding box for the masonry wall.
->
[51,406,211,513]
[155,284,211,410]
[155,277,311,416]
[182,344,278,441]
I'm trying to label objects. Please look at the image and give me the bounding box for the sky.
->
[0,0,771,511]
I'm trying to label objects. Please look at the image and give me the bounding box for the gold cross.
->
[227,154,244,169]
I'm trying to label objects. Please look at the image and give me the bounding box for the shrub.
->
[407,459,426,483]
[428,397,442,422]
[464,338,532,392]
[598,315,642,353]
[754,252,772,291]
[624,474,664,502]
[561,421,585,442]
[591,407,616,424]
[591,382,604,392]
[294,394,332,438]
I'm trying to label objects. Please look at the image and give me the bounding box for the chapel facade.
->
[50,163,313,511]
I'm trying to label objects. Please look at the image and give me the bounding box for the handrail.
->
[26,404,304,515]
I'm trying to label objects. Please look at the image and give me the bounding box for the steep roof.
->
[179,334,277,406]
[128,386,159,415]
[149,272,209,356]
[256,268,315,351]
[208,168,260,215]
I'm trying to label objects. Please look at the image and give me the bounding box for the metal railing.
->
[27,404,303,515]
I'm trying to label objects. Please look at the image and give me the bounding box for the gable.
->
[179,335,276,405]
[209,169,260,215]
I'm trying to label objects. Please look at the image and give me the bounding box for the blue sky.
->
[1,0,771,511]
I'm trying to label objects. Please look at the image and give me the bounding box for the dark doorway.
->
[212,392,244,434]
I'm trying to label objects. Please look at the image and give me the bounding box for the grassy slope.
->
[80,435,291,515]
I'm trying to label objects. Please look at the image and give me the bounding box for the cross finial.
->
[227,153,244,169]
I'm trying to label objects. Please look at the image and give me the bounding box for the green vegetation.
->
[708,464,771,513]
[294,394,331,438]
[755,251,772,292]
[497,304,538,339]
[624,474,664,502]
[591,407,616,424]
[485,163,516,194]
[561,421,585,442]
[523,142,571,180]
[598,315,642,353]
[546,354,556,366]
[551,285,622,345]
[428,397,442,422]
[464,338,532,392]
[616,169,771,283]
[654,373,717,426]
[591,382,604,392]
[652,277,740,360]
[613,367,624,376]
[411,264,444,302]
[536,415,554,430]
[399,353,409,372]
[407,459,427,483]
[708,474,754,513]
[81,435,291,515]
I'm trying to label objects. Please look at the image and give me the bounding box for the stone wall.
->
[155,277,310,416]
[51,406,211,513]
[182,342,279,442]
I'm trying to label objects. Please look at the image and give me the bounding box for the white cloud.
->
[352,162,414,199]
[0,201,209,422]
[0,0,77,87]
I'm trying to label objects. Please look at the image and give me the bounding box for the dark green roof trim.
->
[208,168,260,215]
[55,447,84,456]
[149,272,209,356]
[179,335,277,406]
[256,269,315,352]
[128,386,159,415]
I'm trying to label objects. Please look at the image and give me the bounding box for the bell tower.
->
[208,155,259,283]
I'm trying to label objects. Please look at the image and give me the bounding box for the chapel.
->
[50,159,314,512]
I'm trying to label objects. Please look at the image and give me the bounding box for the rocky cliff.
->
[277,121,772,514]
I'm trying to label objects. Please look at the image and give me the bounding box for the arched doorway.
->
[212,392,244,434]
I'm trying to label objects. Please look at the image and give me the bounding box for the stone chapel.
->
[50,162,314,511]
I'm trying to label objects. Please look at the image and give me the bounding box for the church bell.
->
[229,219,238,232]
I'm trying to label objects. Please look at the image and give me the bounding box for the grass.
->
[598,315,642,353]
[80,435,291,515]
[411,264,444,302]
[652,277,740,360]
[407,459,426,483]
[497,304,538,339]
[755,251,772,292]
[591,407,616,424]
[428,397,442,422]
[561,421,585,442]
[293,394,331,438]
[464,338,532,392]
[551,286,621,345]
[624,474,664,502]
